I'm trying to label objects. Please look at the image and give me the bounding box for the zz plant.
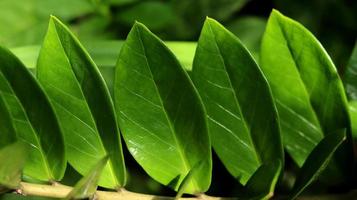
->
[0,9,355,200]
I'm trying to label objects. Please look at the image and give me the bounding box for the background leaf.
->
[65,156,109,200]
[0,0,94,47]
[226,16,266,62]
[0,142,28,189]
[37,17,126,189]
[260,10,353,182]
[114,22,211,194]
[192,18,283,185]
[0,46,65,181]
[116,1,175,31]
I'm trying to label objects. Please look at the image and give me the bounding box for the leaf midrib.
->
[50,20,120,187]
[135,25,195,188]
[0,72,52,180]
[274,16,324,135]
[206,21,262,165]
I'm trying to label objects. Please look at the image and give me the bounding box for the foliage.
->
[0,9,356,200]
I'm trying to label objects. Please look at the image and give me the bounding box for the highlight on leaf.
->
[114,21,211,194]
[37,16,126,189]
[192,17,283,185]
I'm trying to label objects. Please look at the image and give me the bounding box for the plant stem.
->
[19,182,235,200]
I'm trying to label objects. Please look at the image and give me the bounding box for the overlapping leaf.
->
[114,22,211,194]
[343,42,357,138]
[0,96,16,147]
[0,46,65,181]
[37,16,125,189]
[238,160,282,200]
[192,18,283,185]
[66,156,108,200]
[0,142,28,189]
[260,10,353,181]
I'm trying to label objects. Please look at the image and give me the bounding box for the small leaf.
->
[192,18,283,185]
[114,22,211,194]
[0,142,28,189]
[175,161,205,200]
[66,156,109,200]
[260,10,353,181]
[37,16,126,188]
[0,46,66,181]
[237,160,282,200]
[289,131,346,199]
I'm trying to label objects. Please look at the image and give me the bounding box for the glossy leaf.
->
[192,18,283,185]
[289,131,346,199]
[237,160,282,200]
[260,10,353,177]
[37,16,126,188]
[0,142,28,189]
[66,156,108,200]
[114,22,211,194]
[0,46,65,181]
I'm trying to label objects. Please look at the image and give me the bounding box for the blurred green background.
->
[1,0,356,70]
[1,0,356,197]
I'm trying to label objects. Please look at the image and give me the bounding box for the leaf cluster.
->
[0,9,356,200]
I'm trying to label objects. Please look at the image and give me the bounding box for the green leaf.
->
[348,102,357,138]
[0,94,17,147]
[0,46,66,181]
[343,42,357,138]
[237,160,282,200]
[192,18,283,185]
[289,131,347,199]
[260,10,353,179]
[37,16,126,189]
[66,156,109,200]
[344,41,357,100]
[114,22,211,194]
[175,161,205,200]
[0,142,28,189]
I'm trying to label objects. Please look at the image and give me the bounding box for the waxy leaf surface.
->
[115,22,211,194]
[260,10,353,178]
[192,18,283,185]
[37,16,125,188]
[0,46,65,181]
